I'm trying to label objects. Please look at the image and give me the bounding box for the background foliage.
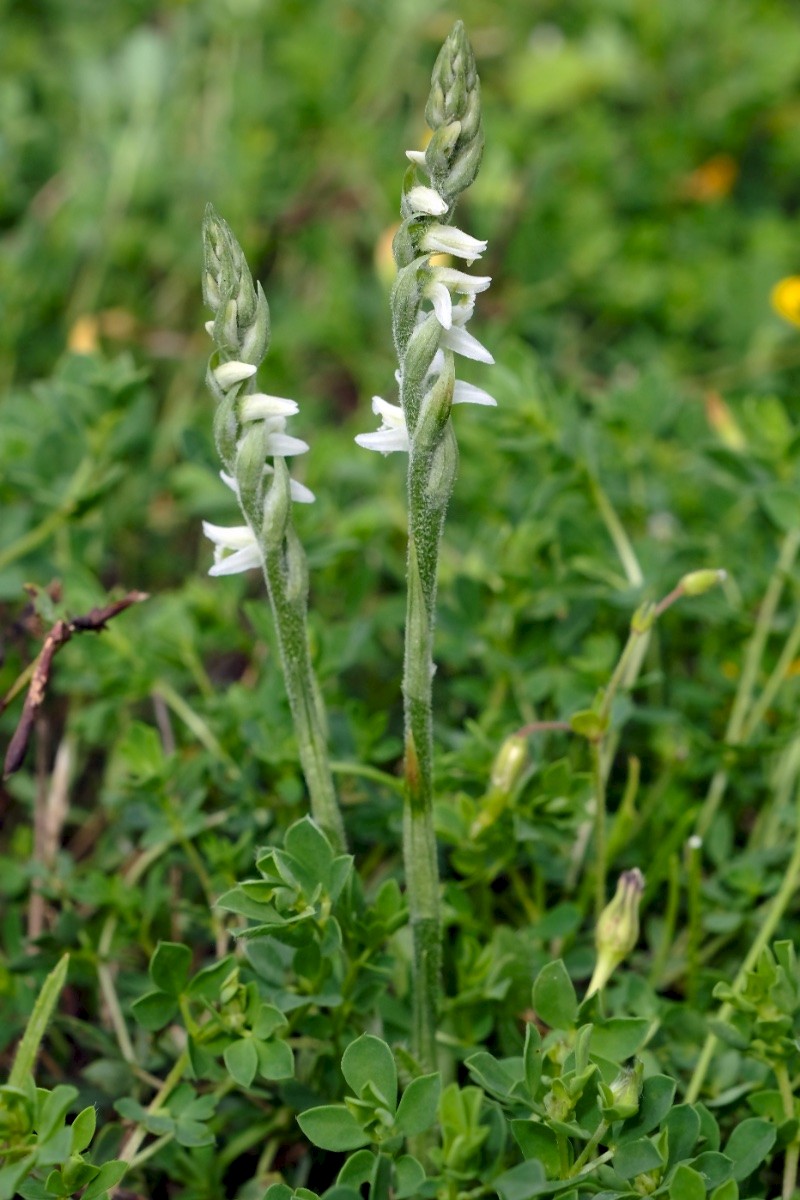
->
[4,0,800,1196]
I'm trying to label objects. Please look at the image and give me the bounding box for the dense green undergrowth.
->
[4,2,800,1197]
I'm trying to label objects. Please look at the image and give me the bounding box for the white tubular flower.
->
[405,149,427,166]
[202,521,262,576]
[440,323,494,364]
[431,266,491,295]
[406,185,448,216]
[420,223,487,263]
[213,361,257,389]
[424,280,453,329]
[263,417,309,457]
[451,295,477,326]
[240,393,299,420]
[453,380,497,406]
[355,397,410,454]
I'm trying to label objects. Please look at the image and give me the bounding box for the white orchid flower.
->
[355,397,410,454]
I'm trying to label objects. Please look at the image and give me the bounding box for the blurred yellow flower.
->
[682,153,738,202]
[771,276,800,327]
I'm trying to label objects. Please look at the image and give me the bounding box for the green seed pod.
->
[586,868,645,997]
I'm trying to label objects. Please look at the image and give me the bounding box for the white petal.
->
[427,349,446,377]
[262,464,315,503]
[202,521,256,550]
[406,185,448,216]
[355,428,410,454]
[289,478,316,503]
[204,320,215,336]
[420,224,487,263]
[453,380,497,406]
[208,542,263,576]
[219,471,239,496]
[431,266,492,294]
[451,296,476,327]
[371,396,405,426]
[425,281,453,329]
[266,432,309,457]
[405,149,427,166]
[241,393,299,420]
[441,324,495,363]
[213,361,258,389]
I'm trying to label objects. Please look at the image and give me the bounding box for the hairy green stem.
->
[262,542,346,852]
[401,428,457,1071]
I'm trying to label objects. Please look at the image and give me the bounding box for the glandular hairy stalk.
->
[355,22,494,1072]
[200,207,345,852]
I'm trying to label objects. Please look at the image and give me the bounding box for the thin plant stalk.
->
[353,22,491,1070]
[697,527,800,837]
[686,754,800,1102]
[200,207,345,850]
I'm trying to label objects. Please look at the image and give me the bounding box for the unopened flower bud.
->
[679,568,727,597]
[470,734,528,836]
[489,734,528,796]
[586,868,645,997]
[601,1061,643,1120]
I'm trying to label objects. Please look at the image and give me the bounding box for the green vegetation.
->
[4,2,800,1197]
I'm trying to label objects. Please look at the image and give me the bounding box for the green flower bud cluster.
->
[424,20,484,204]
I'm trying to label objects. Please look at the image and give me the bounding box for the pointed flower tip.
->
[202,520,262,577]
[213,360,257,389]
[355,397,410,455]
[406,185,448,216]
[240,392,300,421]
[421,223,488,262]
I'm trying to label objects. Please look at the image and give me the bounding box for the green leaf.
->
[284,817,333,890]
[186,955,236,1000]
[569,709,608,739]
[256,1037,294,1080]
[70,1105,97,1153]
[253,1003,288,1040]
[589,1017,649,1061]
[494,1160,547,1200]
[38,1085,78,1141]
[149,941,192,996]
[691,1152,733,1187]
[465,1051,521,1101]
[617,1074,676,1142]
[665,1104,701,1168]
[759,483,800,531]
[511,1120,561,1176]
[0,1155,35,1200]
[394,1154,425,1199]
[298,1105,371,1151]
[8,955,69,1090]
[723,1118,776,1181]
[669,1164,705,1200]
[336,1150,375,1189]
[709,1181,738,1200]
[532,960,577,1030]
[523,1023,542,1097]
[224,1038,258,1088]
[175,1118,215,1147]
[613,1137,663,1180]
[130,989,178,1031]
[81,1161,127,1200]
[394,1073,441,1138]
[341,1035,397,1109]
